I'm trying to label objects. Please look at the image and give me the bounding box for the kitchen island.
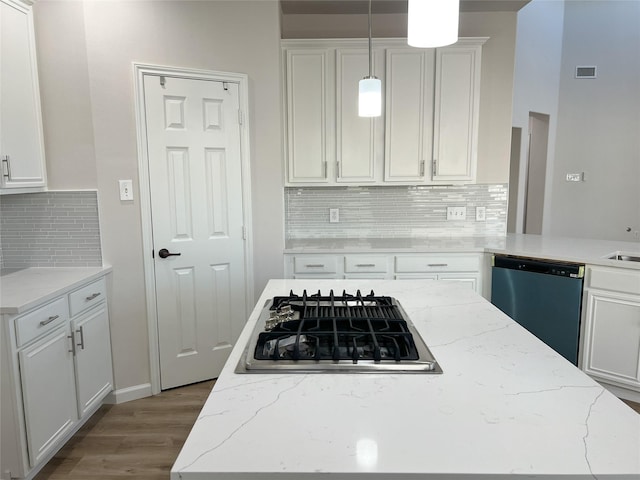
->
[172,279,640,479]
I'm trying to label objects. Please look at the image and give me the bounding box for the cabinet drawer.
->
[15,297,69,348]
[344,256,387,273]
[69,278,107,317]
[293,256,338,274]
[587,266,640,295]
[395,254,479,273]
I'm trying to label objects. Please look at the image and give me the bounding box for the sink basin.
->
[605,251,640,262]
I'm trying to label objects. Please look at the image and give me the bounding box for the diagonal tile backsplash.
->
[285,184,508,239]
[0,191,103,268]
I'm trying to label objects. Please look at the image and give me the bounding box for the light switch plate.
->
[446,206,466,221]
[329,208,340,223]
[119,180,134,201]
[476,206,486,221]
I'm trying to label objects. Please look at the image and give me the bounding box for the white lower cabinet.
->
[72,303,114,417]
[1,274,113,479]
[18,326,77,467]
[581,266,640,394]
[284,253,482,294]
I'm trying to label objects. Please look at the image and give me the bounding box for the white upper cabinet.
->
[283,48,333,184]
[0,0,47,192]
[282,38,487,187]
[432,40,484,183]
[384,48,434,183]
[335,48,383,184]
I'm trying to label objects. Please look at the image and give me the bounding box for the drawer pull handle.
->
[39,315,59,326]
[305,264,325,268]
[427,263,448,267]
[355,264,376,267]
[85,292,101,301]
[76,326,85,350]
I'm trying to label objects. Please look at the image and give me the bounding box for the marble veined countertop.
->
[171,279,640,480]
[0,266,113,314]
[285,233,640,269]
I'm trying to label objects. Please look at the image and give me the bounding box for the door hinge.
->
[242,226,247,240]
[159,76,166,87]
[152,249,155,258]
[432,159,437,176]
[238,109,243,125]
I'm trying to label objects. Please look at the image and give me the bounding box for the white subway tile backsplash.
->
[285,184,507,239]
[0,191,103,268]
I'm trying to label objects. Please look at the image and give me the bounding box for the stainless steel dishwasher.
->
[490,255,585,365]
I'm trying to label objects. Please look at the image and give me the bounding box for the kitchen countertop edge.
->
[0,266,114,315]
[284,234,640,270]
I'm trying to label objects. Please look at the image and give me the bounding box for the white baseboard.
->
[104,383,153,404]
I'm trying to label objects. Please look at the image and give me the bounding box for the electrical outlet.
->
[446,206,466,221]
[119,179,134,201]
[329,208,340,223]
[476,206,486,221]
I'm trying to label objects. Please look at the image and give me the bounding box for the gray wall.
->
[33,0,284,392]
[513,0,640,241]
[551,0,640,241]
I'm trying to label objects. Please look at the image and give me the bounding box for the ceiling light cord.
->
[368,0,373,78]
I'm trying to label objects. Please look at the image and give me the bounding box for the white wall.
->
[282,11,518,183]
[511,0,565,233]
[34,0,284,393]
[551,0,640,241]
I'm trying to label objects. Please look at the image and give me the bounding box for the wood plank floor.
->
[34,380,215,480]
[34,381,640,479]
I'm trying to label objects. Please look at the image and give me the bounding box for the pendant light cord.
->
[368,0,373,78]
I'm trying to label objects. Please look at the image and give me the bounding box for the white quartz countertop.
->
[285,233,640,269]
[171,279,640,480]
[0,266,113,314]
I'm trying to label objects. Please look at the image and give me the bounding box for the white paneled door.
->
[143,75,247,390]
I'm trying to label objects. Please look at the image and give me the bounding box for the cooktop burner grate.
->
[254,290,419,363]
[236,289,442,373]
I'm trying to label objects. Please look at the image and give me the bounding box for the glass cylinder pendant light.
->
[408,0,460,48]
[358,0,381,117]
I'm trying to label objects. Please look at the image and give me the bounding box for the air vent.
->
[575,66,597,79]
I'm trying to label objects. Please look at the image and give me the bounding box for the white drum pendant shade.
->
[408,0,460,48]
[359,77,382,117]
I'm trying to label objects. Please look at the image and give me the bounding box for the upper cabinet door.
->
[432,41,484,183]
[0,0,47,192]
[284,49,333,184]
[335,48,381,184]
[384,48,434,183]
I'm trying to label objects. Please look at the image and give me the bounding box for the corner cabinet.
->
[0,0,47,193]
[581,266,640,397]
[282,38,487,187]
[1,275,113,479]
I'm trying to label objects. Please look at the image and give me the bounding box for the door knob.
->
[158,248,181,259]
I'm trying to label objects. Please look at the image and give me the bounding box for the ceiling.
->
[280,0,531,15]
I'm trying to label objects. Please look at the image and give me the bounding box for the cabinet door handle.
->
[85,292,101,301]
[76,326,85,350]
[323,161,328,179]
[355,264,376,267]
[427,263,448,267]
[2,155,11,179]
[39,315,59,326]
[305,264,325,268]
[68,332,77,355]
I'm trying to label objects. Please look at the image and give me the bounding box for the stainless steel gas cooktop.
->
[235,290,442,374]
